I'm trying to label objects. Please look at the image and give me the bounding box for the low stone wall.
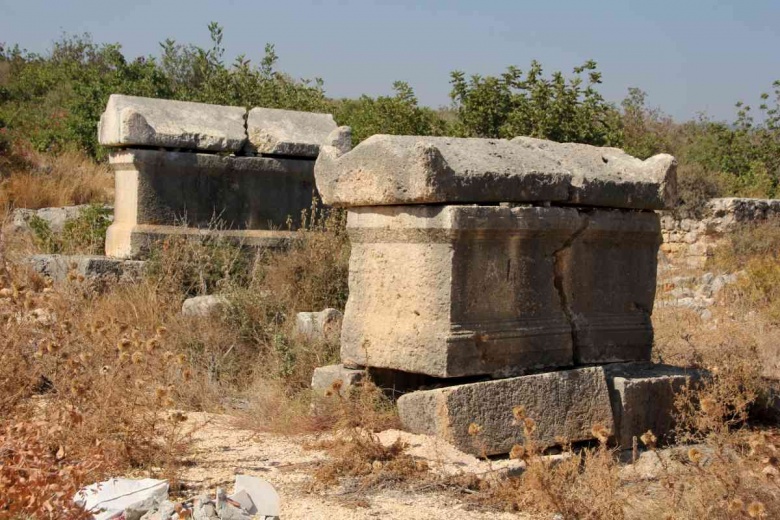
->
[660,198,780,267]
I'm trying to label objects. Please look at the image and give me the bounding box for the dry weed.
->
[0,143,113,211]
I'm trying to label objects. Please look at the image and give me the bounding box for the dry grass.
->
[0,142,113,212]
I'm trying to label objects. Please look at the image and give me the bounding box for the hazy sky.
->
[1,0,778,121]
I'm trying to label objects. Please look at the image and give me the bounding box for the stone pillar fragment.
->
[559,210,661,364]
[340,204,583,378]
[105,149,314,258]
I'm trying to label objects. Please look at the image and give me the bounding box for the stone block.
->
[9,205,107,234]
[311,364,366,394]
[247,107,338,158]
[98,94,247,152]
[341,204,581,378]
[397,366,614,456]
[26,254,145,283]
[181,295,229,317]
[341,205,661,377]
[559,210,660,364]
[315,134,676,210]
[295,308,343,342]
[605,363,702,448]
[104,149,313,258]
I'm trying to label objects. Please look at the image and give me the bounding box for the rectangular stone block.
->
[397,366,615,456]
[559,210,661,364]
[105,149,313,258]
[98,94,247,152]
[315,134,676,210]
[247,107,338,158]
[605,363,702,448]
[340,205,581,378]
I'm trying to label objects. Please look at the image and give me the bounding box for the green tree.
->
[334,81,449,143]
[449,60,621,146]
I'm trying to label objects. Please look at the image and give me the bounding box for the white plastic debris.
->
[74,478,168,520]
[230,475,280,517]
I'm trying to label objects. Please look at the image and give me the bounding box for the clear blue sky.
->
[1,0,778,121]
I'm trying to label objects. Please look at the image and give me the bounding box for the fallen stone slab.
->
[246,107,339,158]
[315,134,676,210]
[26,254,145,283]
[311,364,366,394]
[8,205,109,234]
[98,94,247,152]
[397,366,614,456]
[295,308,343,342]
[341,204,581,378]
[605,363,703,448]
[181,295,229,317]
[104,149,313,258]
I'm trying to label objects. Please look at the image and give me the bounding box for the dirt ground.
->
[176,412,527,520]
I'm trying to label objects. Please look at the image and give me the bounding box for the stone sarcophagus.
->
[315,134,674,379]
[100,94,344,258]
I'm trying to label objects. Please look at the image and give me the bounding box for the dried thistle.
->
[727,498,744,513]
[747,501,766,518]
[688,447,703,464]
[509,444,526,460]
[640,430,658,450]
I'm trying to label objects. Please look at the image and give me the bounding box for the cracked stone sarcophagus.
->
[315,134,674,379]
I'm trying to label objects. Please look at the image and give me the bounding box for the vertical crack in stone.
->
[552,211,590,361]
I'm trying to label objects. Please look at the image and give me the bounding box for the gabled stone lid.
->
[98,94,247,153]
[315,133,677,210]
[246,107,338,158]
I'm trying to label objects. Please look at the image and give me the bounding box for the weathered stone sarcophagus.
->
[315,134,673,378]
[312,131,695,455]
[99,95,342,258]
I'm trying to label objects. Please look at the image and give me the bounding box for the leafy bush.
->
[449,60,621,146]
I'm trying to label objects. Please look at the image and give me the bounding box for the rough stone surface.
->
[26,254,145,283]
[512,136,677,210]
[311,364,366,394]
[341,204,581,378]
[9,205,106,234]
[397,366,614,456]
[246,107,338,158]
[341,204,660,378]
[98,94,247,152]
[661,197,780,267]
[105,149,313,258]
[605,363,703,448]
[181,295,229,317]
[295,308,343,342]
[315,134,676,210]
[559,210,660,364]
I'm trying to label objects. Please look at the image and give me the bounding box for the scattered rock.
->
[26,254,145,284]
[295,308,343,342]
[182,295,229,317]
[232,475,281,517]
[311,364,366,394]
[9,205,107,234]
